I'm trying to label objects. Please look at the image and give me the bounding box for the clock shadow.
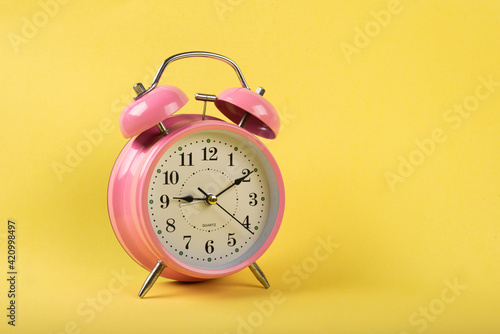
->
[142,276,267,300]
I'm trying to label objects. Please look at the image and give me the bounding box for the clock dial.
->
[147,128,277,269]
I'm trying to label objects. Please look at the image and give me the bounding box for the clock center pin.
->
[207,194,217,205]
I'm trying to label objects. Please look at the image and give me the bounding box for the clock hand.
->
[173,195,205,203]
[216,171,254,197]
[197,187,209,197]
[197,187,218,205]
[198,187,254,234]
[216,202,254,235]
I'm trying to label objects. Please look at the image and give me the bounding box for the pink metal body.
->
[108,114,285,281]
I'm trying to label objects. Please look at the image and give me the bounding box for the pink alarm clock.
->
[107,52,285,298]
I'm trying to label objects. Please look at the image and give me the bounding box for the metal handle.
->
[135,51,250,99]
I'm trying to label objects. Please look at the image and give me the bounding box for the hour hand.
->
[216,171,254,197]
[173,195,205,203]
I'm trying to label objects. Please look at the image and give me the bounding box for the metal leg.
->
[249,262,270,289]
[138,260,166,298]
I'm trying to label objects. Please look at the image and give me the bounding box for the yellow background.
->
[1,1,499,333]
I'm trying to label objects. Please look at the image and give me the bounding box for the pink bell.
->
[215,87,280,139]
[119,85,188,138]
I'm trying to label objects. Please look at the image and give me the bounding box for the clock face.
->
[147,128,279,270]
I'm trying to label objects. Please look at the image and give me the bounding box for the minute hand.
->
[216,203,254,235]
[216,171,254,197]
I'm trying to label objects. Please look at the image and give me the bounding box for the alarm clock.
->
[107,51,285,298]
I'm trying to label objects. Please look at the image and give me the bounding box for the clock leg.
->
[138,260,166,298]
[249,262,270,289]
